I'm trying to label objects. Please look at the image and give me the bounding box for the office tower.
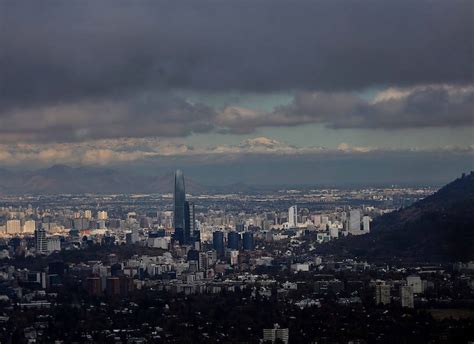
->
[35,225,48,254]
[47,237,61,252]
[406,275,423,294]
[288,205,298,228]
[362,215,370,233]
[184,201,195,245]
[227,231,241,250]
[86,277,102,296]
[213,231,225,257]
[341,212,347,223]
[187,249,200,262]
[97,211,108,220]
[106,277,121,296]
[131,226,140,244]
[375,284,391,305]
[187,249,200,270]
[401,286,414,308]
[6,220,21,234]
[312,215,321,227]
[242,232,254,250]
[199,252,208,271]
[84,210,92,219]
[349,210,361,233]
[22,220,36,234]
[174,169,186,235]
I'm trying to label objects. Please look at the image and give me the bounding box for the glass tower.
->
[184,201,195,245]
[174,169,186,234]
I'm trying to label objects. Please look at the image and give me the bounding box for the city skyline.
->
[0,1,472,342]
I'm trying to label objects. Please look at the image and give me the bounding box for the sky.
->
[0,0,473,185]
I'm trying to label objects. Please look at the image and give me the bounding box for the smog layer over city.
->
[0,1,473,343]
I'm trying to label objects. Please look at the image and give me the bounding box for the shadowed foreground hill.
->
[319,172,474,262]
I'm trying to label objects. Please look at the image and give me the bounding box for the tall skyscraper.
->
[22,220,36,234]
[349,209,361,233]
[401,286,414,308]
[35,225,48,254]
[213,231,225,258]
[84,210,92,219]
[227,231,241,250]
[375,283,391,305]
[184,201,195,245]
[242,232,254,251]
[288,205,298,228]
[6,219,21,234]
[406,275,423,294]
[362,215,370,233]
[174,169,186,237]
[97,211,108,220]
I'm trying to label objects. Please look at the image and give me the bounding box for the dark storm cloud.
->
[218,86,474,132]
[0,93,216,142]
[0,0,472,113]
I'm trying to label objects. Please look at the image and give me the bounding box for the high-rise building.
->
[35,225,48,254]
[401,286,414,308]
[362,215,370,233]
[406,275,423,294]
[84,210,92,219]
[227,231,241,250]
[242,232,254,251]
[174,169,186,236]
[106,277,121,296]
[47,237,61,253]
[22,220,36,234]
[86,277,102,296]
[6,220,21,234]
[97,211,108,220]
[73,218,89,231]
[349,210,361,233]
[184,201,195,245]
[288,206,298,228]
[213,231,225,258]
[199,252,208,271]
[375,283,391,305]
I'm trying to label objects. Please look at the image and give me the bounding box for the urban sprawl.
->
[0,171,472,343]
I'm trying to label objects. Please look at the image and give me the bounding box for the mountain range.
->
[319,172,474,262]
[0,165,207,194]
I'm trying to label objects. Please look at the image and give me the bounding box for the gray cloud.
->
[1,135,472,167]
[0,85,472,142]
[218,85,474,132]
[0,93,216,142]
[0,0,472,114]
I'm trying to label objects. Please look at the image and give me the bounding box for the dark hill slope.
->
[319,172,474,262]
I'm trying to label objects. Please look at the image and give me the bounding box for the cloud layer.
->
[219,85,474,132]
[0,85,472,142]
[0,93,216,142]
[0,136,472,167]
[0,0,472,145]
